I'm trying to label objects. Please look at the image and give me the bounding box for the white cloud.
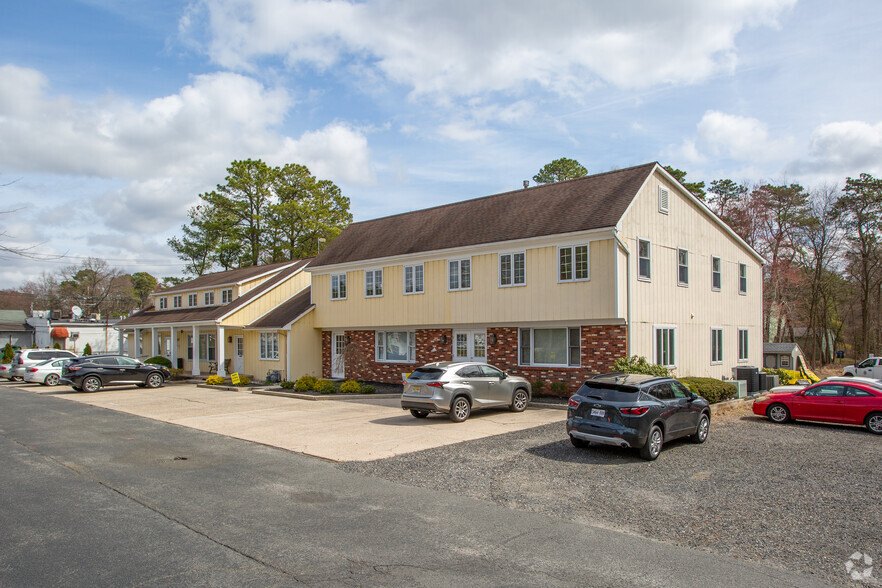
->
[796,121,882,176]
[671,111,794,165]
[276,122,375,185]
[437,121,496,143]
[184,0,795,100]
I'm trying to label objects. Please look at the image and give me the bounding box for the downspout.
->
[614,230,632,357]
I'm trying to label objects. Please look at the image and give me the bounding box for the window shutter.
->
[658,186,669,214]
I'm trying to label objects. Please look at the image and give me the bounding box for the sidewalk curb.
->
[253,389,402,401]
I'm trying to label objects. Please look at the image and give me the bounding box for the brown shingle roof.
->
[311,162,657,268]
[247,287,313,329]
[156,260,303,294]
[117,259,312,327]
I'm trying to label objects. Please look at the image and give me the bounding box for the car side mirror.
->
[688,392,697,401]
[501,373,508,379]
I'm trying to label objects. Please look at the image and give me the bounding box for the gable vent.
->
[658,186,669,214]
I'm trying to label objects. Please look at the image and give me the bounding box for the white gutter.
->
[613,230,632,357]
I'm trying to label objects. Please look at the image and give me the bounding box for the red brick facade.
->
[322,325,627,393]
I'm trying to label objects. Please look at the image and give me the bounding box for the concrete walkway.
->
[33,383,565,461]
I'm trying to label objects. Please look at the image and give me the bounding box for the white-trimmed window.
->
[188,293,197,307]
[448,258,471,291]
[331,273,347,300]
[638,239,651,281]
[198,334,216,361]
[499,252,526,287]
[559,244,589,282]
[739,263,747,295]
[222,289,233,304]
[259,332,279,360]
[365,269,383,297]
[204,291,215,306]
[658,186,670,214]
[158,297,167,309]
[654,325,677,368]
[711,328,723,364]
[678,249,689,286]
[375,331,415,362]
[712,257,721,291]
[738,328,749,361]
[781,356,790,368]
[173,295,182,308]
[519,327,580,367]
[403,264,424,295]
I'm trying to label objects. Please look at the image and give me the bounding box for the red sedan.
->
[753,380,882,434]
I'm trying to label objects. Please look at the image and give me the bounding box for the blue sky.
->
[1,0,880,287]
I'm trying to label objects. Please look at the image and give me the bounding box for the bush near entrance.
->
[146,356,172,368]
[205,375,225,385]
[340,380,360,394]
[678,377,737,404]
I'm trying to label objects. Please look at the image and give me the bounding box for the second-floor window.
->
[188,293,197,307]
[678,249,689,286]
[638,239,651,280]
[158,297,167,309]
[739,263,748,294]
[204,291,215,306]
[403,264,424,294]
[222,288,232,304]
[499,252,526,287]
[173,295,182,308]
[448,259,471,291]
[559,244,589,282]
[712,256,721,291]
[365,269,383,297]
[331,273,347,300]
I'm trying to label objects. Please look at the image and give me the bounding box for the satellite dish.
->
[71,306,83,318]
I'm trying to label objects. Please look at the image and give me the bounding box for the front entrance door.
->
[234,336,244,373]
[453,330,487,363]
[331,333,346,378]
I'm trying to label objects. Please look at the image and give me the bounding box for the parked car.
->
[9,349,78,380]
[0,363,14,380]
[23,358,72,386]
[401,361,531,422]
[769,376,882,395]
[842,357,882,378]
[752,379,882,434]
[566,373,711,460]
[61,355,170,392]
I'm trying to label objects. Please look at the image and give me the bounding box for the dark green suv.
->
[567,373,710,460]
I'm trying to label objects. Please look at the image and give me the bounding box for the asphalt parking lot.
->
[17,381,565,461]
[342,406,882,587]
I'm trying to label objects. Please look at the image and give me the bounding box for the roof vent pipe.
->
[523,180,529,189]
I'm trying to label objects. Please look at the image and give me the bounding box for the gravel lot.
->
[340,405,882,586]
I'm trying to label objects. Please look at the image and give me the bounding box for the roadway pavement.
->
[0,383,825,586]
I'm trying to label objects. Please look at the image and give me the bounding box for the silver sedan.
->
[23,358,70,386]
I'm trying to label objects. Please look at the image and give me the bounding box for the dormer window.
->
[188,293,197,307]
[221,288,233,304]
[204,291,215,306]
[158,297,167,309]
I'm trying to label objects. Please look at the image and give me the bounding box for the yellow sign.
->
[230,372,241,385]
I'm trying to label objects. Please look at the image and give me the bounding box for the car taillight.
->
[568,397,580,408]
[620,406,649,416]
[68,366,81,371]
[28,368,38,372]
[427,381,445,388]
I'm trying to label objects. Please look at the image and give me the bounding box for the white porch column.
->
[134,328,141,357]
[118,330,124,355]
[151,327,157,357]
[170,328,178,370]
[217,325,226,377]
[192,325,200,376]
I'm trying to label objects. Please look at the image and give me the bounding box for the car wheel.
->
[45,374,60,386]
[767,403,790,423]
[449,396,471,422]
[82,376,102,393]
[12,376,23,382]
[640,425,663,460]
[865,412,882,435]
[410,409,429,418]
[145,373,164,389]
[510,389,529,412]
[691,414,710,444]
[570,435,589,449]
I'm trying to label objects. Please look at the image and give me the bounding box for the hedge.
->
[145,356,172,368]
[677,377,737,404]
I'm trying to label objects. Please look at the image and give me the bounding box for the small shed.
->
[0,310,34,348]
[763,342,808,371]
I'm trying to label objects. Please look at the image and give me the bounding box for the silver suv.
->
[401,361,532,422]
[10,349,78,380]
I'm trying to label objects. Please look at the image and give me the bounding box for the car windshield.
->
[576,383,641,402]
[409,368,444,381]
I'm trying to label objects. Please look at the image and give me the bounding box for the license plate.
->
[412,386,421,394]
[590,408,605,418]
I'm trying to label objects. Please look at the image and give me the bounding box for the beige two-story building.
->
[115,259,320,381]
[307,162,764,389]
